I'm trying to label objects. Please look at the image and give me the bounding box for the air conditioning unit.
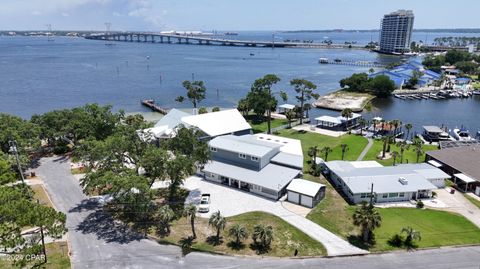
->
[399,177,408,185]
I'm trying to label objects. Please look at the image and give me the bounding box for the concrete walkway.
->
[183,176,367,256]
[356,137,373,161]
[436,188,480,228]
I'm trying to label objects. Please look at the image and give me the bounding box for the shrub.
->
[387,234,403,247]
[416,200,424,209]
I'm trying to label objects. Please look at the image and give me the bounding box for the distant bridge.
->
[85,32,366,49]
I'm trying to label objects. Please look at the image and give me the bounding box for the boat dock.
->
[141,99,169,115]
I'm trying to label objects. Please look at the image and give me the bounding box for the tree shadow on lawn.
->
[75,209,145,244]
[249,242,271,255]
[206,235,223,246]
[347,234,376,250]
[227,241,246,251]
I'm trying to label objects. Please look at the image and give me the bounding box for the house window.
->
[251,156,259,162]
[399,192,405,197]
[382,193,388,198]
[360,193,366,198]
[388,193,399,198]
[210,147,217,152]
[239,153,247,159]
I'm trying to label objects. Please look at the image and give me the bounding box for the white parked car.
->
[197,194,211,213]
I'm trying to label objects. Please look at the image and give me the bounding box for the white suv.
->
[197,194,210,213]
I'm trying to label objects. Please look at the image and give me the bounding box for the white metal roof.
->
[254,134,303,156]
[203,161,300,191]
[181,109,251,137]
[427,160,443,168]
[315,115,342,124]
[279,104,296,110]
[209,135,279,158]
[454,173,476,183]
[350,161,383,169]
[287,178,325,197]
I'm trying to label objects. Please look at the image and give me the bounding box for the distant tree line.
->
[423,50,480,75]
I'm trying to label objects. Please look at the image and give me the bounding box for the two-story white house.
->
[202,134,304,200]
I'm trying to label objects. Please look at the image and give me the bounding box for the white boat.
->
[473,90,480,95]
[451,127,475,141]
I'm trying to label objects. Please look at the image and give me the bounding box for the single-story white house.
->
[324,160,450,204]
[287,178,325,208]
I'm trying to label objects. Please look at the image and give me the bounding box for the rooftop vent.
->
[399,177,408,185]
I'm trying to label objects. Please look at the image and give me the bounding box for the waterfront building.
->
[379,10,415,54]
[314,112,362,131]
[202,134,304,200]
[140,108,252,141]
[369,60,441,88]
[324,161,450,204]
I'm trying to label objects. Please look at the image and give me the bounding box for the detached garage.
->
[287,178,326,208]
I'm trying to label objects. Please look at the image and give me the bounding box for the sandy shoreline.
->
[313,91,373,112]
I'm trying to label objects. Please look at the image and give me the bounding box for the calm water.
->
[1,31,479,134]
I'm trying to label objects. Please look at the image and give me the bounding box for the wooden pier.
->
[141,100,169,115]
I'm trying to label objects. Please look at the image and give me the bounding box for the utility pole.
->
[37,199,48,264]
[9,140,25,183]
[369,183,375,206]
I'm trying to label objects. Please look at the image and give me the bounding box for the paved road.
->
[183,176,367,256]
[357,138,373,161]
[36,156,480,269]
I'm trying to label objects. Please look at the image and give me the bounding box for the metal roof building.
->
[426,146,480,192]
[203,134,304,200]
[324,161,450,204]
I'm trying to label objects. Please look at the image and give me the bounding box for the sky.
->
[1,0,479,31]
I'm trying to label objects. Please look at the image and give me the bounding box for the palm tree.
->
[372,119,379,134]
[183,203,197,239]
[341,108,353,129]
[381,135,393,159]
[209,210,227,240]
[405,123,413,141]
[307,146,319,170]
[340,144,349,160]
[285,109,296,128]
[391,151,399,166]
[401,226,421,248]
[413,144,424,163]
[252,224,273,249]
[237,98,250,117]
[320,146,333,162]
[158,205,175,234]
[396,141,410,164]
[352,201,382,243]
[228,224,248,246]
[358,118,367,136]
[390,119,401,136]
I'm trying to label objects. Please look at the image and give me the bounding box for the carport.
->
[454,173,476,192]
[286,178,325,208]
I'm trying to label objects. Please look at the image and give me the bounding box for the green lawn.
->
[276,129,368,168]
[0,242,71,269]
[363,139,438,166]
[156,211,326,257]
[372,208,480,251]
[465,194,480,209]
[305,174,358,237]
[245,115,289,133]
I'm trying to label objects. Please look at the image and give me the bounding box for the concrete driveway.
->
[183,176,367,256]
[436,188,480,228]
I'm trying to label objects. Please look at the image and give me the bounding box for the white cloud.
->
[126,0,166,29]
[61,12,70,17]
[113,11,121,17]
